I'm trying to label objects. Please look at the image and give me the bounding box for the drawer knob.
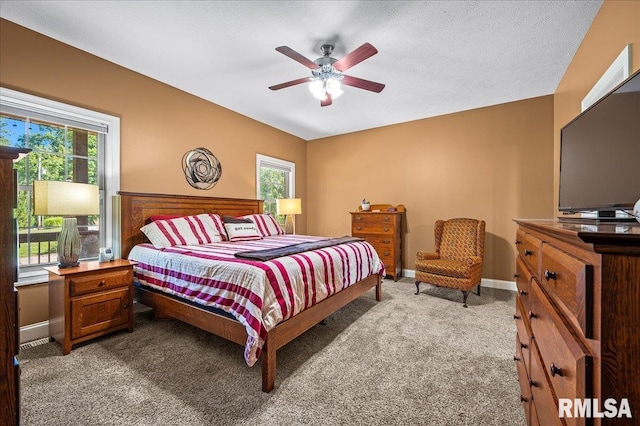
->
[515,240,521,245]
[550,363,563,377]
[520,342,528,349]
[529,379,536,387]
[383,252,390,256]
[524,249,533,256]
[513,314,521,320]
[381,239,391,244]
[528,311,537,319]
[520,395,529,403]
[98,280,106,287]
[519,290,527,296]
[383,217,390,222]
[356,217,362,221]
[356,226,362,231]
[383,227,390,232]
[544,270,557,281]
[513,273,519,278]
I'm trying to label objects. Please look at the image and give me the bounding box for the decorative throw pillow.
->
[241,214,285,237]
[223,215,253,224]
[141,214,224,248]
[224,222,262,242]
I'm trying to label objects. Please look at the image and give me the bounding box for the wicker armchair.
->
[415,218,485,307]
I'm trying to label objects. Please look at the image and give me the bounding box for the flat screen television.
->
[559,68,640,221]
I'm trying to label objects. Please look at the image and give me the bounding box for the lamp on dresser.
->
[33,180,99,268]
[276,198,302,234]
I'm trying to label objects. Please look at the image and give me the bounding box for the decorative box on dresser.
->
[513,219,640,425]
[0,146,30,426]
[351,204,405,281]
[45,259,136,355]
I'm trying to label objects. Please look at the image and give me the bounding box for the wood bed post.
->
[262,331,276,392]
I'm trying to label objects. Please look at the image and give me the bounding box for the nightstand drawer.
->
[70,268,133,296]
[70,287,131,339]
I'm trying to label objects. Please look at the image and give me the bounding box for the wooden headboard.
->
[118,192,263,258]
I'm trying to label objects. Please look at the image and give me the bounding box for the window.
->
[0,88,120,284]
[256,154,295,223]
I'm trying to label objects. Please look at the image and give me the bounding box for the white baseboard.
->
[401,269,517,292]
[20,320,49,344]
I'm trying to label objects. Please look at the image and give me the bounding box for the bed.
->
[119,192,384,392]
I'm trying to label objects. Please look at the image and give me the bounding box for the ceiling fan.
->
[269,43,385,107]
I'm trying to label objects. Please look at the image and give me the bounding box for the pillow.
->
[224,222,262,242]
[241,214,285,237]
[223,215,253,224]
[140,214,224,248]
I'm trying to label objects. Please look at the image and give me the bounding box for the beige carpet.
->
[18,278,526,425]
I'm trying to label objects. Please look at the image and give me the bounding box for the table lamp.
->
[33,181,99,268]
[276,198,302,234]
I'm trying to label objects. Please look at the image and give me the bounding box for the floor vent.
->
[20,337,51,351]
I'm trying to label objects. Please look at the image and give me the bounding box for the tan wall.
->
[1,20,307,326]
[553,0,640,216]
[307,96,555,281]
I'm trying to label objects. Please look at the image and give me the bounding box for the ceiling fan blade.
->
[341,75,385,93]
[269,77,311,91]
[321,93,333,107]
[333,43,378,72]
[275,46,318,69]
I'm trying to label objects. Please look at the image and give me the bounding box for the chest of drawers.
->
[513,219,640,425]
[351,205,404,281]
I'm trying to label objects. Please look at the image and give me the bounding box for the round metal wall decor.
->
[182,147,222,190]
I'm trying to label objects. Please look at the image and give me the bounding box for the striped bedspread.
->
[128,235,385,366]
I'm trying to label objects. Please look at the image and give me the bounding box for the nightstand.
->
[45,259,136,354]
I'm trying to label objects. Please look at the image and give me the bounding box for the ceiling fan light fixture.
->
[309,79,327,100]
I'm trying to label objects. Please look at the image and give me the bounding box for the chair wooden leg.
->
[476,283,481,296]
[462,290,469,308]
[415,281,420,295]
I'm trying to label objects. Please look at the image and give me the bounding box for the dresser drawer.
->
[529,343,563,426]
[514,297,531,375]
[515,256,532,314]
[70,268,133,296]
[520,233,541,277]
[352,213,396,225]
[70,287,131,339]
[529,280,592,410]
[540,243,593,338]
[352,222,396,235]
[360,235,398,249]
[515,334,533,424]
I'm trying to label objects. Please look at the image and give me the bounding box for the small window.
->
[256,154,295,223]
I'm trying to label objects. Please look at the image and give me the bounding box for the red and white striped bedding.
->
[128,235,385,366]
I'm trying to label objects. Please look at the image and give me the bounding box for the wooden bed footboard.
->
[119,191,383,392]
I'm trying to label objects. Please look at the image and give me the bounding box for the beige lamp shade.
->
[33,181,99,216]
[276,198,302,216]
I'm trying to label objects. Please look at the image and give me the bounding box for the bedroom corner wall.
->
[0,19,307,327]
[307,95,555,282]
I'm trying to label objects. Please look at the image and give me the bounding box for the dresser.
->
[351,204,405,281]
[513,219,640,425]
[0,146,30,425]
[45,259,135,354]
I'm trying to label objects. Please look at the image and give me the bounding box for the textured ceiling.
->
[0,1,602,140]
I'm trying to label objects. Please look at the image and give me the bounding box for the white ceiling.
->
[0,1,602,141]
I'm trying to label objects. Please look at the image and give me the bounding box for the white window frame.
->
[1,87,120,285]
[256,153,295,201]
